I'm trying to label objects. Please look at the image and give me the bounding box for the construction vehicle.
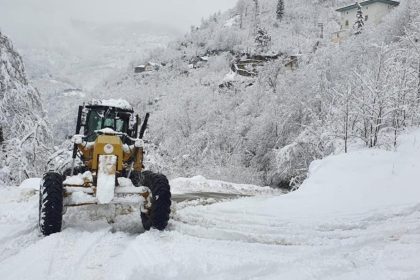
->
[39,99,171,236]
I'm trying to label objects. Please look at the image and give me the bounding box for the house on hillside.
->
[284,55,299,72]
[134,62,160,74]
[188,56,209,69]
[332,0,399,42]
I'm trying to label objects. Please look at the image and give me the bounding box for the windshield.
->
[85,108,129,140]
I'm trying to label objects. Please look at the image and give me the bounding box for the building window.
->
[365,15,368,21]
[345,20,349,26]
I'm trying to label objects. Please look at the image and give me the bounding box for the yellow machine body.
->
[92,135,124,171]
[78,134,143,173]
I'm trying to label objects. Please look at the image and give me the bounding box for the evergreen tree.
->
[0,125,4,159]
[253,0,260,33]
[353,2,364,35]
[255,27,272,52]
[276,0,284,21]
[0,126,3,146]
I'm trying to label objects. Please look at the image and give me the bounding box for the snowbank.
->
[170,175,281,195]
[19,178,41,190]
[202,129,420,224]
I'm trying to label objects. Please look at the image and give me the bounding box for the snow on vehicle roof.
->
[95,128,121,135]
[87,99,133,111]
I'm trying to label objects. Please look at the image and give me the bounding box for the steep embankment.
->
[0,31,50,184]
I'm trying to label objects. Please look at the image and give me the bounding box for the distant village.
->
[134,0,399,83]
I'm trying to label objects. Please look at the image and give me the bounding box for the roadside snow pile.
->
[195,128,420,224]
[19,178,41,190]
[170,175,281,195]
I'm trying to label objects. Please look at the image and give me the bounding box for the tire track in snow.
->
[0,225,40,263]
[46,230,110,279]
[66,231,133,280]
[171,197,420,248]
[0,188,41,264]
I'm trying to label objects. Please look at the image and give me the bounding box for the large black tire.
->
[129,170,143,188]
[39,172,64,236]
[132,171,171,231]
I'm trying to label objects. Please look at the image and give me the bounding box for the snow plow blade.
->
[96,155,117,204]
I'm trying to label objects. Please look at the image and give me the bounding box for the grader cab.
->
[39,100,171,236]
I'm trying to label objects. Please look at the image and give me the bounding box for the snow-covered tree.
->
[276,0,285,21]
[353,2,364,35]
[236,0,248,29]
[253,0,260,33]
[255,27,271,53]
[0,126,3,147]
[0,31,51,184]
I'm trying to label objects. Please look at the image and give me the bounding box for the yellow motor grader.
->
[39,100,171,236]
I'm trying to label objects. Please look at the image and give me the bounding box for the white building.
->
[332,0,399,42]
[336,0,399,30]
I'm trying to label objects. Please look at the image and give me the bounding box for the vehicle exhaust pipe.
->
[70,106,84,176]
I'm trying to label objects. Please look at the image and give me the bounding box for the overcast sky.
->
[0,0,238,34]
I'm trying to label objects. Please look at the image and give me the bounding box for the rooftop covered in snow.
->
[336,0,399,12]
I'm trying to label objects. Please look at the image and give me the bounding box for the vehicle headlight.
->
[104,144,114,154]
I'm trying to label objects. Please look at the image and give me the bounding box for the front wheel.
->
[39,172,64,236]
[132,171,171,231]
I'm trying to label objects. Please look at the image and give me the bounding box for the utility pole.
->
[318,23,324,39]
[253,0,260,35]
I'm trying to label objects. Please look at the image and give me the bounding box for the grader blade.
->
[96,155,117,204]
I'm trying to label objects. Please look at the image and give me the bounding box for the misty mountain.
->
[4,19,180,142]
[16,20,180,89]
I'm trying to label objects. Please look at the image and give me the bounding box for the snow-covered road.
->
[1,130,420,279]
[0,186,418,280]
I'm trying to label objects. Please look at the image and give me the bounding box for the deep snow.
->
[1,130,420,279]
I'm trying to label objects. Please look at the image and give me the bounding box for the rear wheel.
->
[132,171,171,230]
[39,172,64,236]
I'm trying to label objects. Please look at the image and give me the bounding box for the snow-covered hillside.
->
[0,31,50,184]
[1,127,420,279]
[92,0,420,188]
